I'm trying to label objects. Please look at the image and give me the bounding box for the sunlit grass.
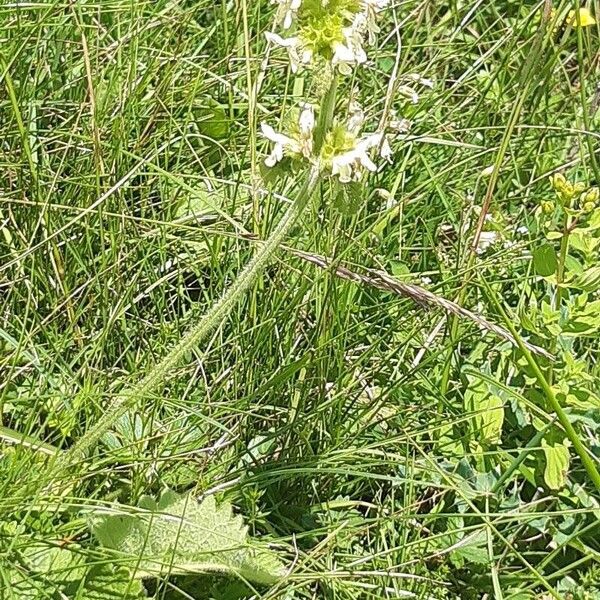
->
[1,1,600,598]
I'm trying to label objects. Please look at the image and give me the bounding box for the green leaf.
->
[533,243,558,277]
[333,182,364,215]
[465,378,505,445]
[69,564,146,600]
[449,530,489,567]
[562,300,600,337]
[197,101,229,140]
[541,438,570,490]
[6,545,145,600]
[90,491,285,585]
[573,266,600,292]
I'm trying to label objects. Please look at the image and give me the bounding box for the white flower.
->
[331,132,392,183]
[265,31,313,72]
[398,85,420,104]
[261,105,315,167]
[407,73,434,88]
[360,0,390,44]
[398,74,434,104]
[271,0,302,29]
[516,226,529,235]
[332,13,368,74]
[475,231,499,254]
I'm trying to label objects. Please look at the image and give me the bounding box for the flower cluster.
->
[542,173,599,220]
[261,104,315,167]
[262,0,395,186]
[320,104,392,182]
[267,0,389,74]
[262,102,391,183]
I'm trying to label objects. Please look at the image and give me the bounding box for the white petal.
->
[298,106,315,134]
[265,31,299,48]
[398,85,419,104]
[300,47,313,64]
[332,41,356,64]
[265,144,284,167]
[359,151,377,172]
[356,132,383,152]
[379,137,392,161]
[332,159,353,183]
[260,122,294,146]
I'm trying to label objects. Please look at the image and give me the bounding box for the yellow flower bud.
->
[573,182,586,194]
[584,187,599,205]
[541,200,554,214]
[583,201,595,214]
[563,181,575,198]
[550,173,567,192]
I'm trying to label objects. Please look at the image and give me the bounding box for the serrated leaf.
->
[69,564,146,600]
[6,545,145,600]
[90,491,285,585]
[542,439,570,490]
[533,243,557,277]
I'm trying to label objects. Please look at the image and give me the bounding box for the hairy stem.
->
[53,165,320,474]
[313,74,338,153]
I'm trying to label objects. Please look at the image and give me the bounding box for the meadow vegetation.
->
[1,1,600,598]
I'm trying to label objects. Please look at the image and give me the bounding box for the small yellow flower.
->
[550,7,597,30]
[566,8,596,28]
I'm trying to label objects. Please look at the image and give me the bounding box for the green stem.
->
[48,76,341,481]
[484,280,600,495]
[548,210,571,385]
[314,74,338,154]
[54,165,320,472]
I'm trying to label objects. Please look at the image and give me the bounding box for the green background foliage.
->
[1,1,600,598]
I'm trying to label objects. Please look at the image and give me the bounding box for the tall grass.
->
[1,1,600,598]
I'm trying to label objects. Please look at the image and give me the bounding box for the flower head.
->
[267,0,388,73]
[566,8,596,28]
[320,106,392,182]
[261,105,316,167]
[331,12,368,74]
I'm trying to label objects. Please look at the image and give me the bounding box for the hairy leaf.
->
[90,491,285,585]
[6,545,146,600]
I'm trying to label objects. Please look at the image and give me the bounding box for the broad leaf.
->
[573,266,600,292]
[541,439,570,490]
[448,529,489,567]
[90,491,285,585]
[533,243,557,277]
[6,545,145,600]
[465,378,505,445]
